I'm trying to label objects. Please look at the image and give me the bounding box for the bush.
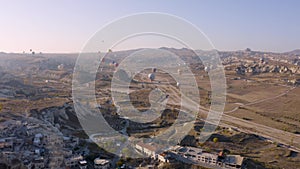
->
[116,160,123,167]
[213,137,218,143]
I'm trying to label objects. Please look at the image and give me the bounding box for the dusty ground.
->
[1,51,300,169]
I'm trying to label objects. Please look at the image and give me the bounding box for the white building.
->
[33,137,41,146]
[135,142,157,159]
[94,158,110,169]
[197,152,218,165]
[157,153,169,163]
[172,146,218,165]
[79,160,88,169]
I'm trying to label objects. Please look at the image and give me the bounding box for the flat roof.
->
[79,160,87,164]
[94,158,110,165]
[225,155,244,165]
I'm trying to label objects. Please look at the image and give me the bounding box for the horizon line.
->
[1,47,299,55]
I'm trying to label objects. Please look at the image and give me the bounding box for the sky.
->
[0,0,300,53]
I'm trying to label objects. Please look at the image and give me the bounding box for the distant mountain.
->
[285,49,300,55]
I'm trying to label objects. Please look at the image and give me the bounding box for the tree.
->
[116,160,123,167]
[213,137,218,143]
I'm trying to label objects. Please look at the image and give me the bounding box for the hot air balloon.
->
[176,82,180,87]
[178,69,182,75]
[152,68,157,73]
[148,73,155,82]
[57,64,64,70]
[204,66,209,72]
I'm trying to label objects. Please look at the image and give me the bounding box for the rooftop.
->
[79,160,87,165]
[94,158,110,165]
[225,155,244,166]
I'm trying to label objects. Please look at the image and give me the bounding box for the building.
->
[94,158,110,169]
[135,142,158,159]
[223,155,244,168]
[197,152,218,165]
[23,160,32,169]
[32,157,45,169]
[33,137,41,146]
[79,160,88,169]
[172,146,218,165]
[0,141,13,149]
[0,137,14,150]
[157,153,169,163]
[33,133,43,146]
[64,155,83,168]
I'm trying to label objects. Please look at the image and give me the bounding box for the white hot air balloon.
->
[178,69,182,75]
[58,64,64,70]
[176,82,180,87]
[148,73,155,82]
[204,66,209,72]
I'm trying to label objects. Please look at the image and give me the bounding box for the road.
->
[93,81,300,152]
[147,83,300,152]
[176,85,300,152]
[225,86,296,113]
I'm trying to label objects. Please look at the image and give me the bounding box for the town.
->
[1,38,300,169]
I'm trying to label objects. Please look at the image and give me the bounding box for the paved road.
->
[221,114,300,152]
[147,83,300,152]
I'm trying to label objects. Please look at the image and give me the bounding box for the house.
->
[32,157,45,169]
[79,160,88,169]
[223,155,244,168]
[94,158,110,169]
[288,78,300,85]
[171,146,219,166]
[1,151,16,162]
[157,153,169,163]
[0,141,13,149]
[34,149,41,155]
[23,160,32,169]
[63,149,73,157]
[197,152,218,165]
[135,142,158,159]
[65,155,83,168]
[0,138,14,150]
[33,137,41,146]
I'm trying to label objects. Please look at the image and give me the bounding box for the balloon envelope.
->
[148,73,155,81]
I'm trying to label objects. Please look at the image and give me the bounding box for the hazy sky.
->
[1,0,299,53]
